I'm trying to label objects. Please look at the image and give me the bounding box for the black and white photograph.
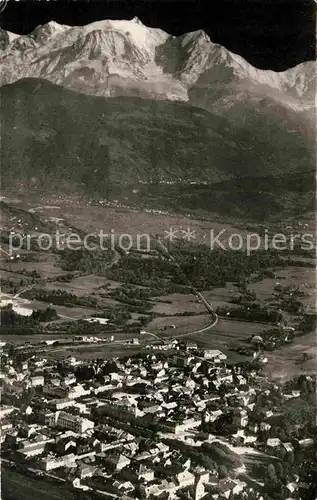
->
[0,0,316,499]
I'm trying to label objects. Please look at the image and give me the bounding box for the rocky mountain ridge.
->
[0,18,314,108]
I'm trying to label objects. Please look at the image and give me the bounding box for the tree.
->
[218,465,228,479]
[285,450,294,466]
[266,463,278,486]
[275,462,284,478]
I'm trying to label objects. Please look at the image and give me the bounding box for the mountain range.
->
[0,18,314,107]
[0,17,315,219]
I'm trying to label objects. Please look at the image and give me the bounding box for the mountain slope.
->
[1,79,314,197]
[0,17,314,109]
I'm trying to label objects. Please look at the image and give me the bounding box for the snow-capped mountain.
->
[0,17,314,108]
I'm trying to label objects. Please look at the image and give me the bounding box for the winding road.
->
[5,235,221,352]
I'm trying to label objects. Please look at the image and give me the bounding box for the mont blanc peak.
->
[30,20,70,44]
[131,16,144,25]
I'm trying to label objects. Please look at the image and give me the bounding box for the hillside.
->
[136,173,315,221]
[1,79,314,201]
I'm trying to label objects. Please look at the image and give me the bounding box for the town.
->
[1,337,315,500]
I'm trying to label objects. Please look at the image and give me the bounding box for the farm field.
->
[247,266,316,309]
[151,293,204,315]
[41,200,247,246]
[41,342,146,361]
[201,285,242,311]
[264,331,317,380]
[2,196,316,255]
[147,314,212,335]
[40,281,122,310]
[151,284,240,315]
[0,252,66,279]
[69,275,122,292]
[1,269,36,283]
[193,318,271,351]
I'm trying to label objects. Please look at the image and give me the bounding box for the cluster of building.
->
[0,340,315,500]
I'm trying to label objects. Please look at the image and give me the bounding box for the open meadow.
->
[147,314,212,335]
[264,331,317,380]
[192,318,272,353]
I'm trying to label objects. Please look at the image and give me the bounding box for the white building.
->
[40,453,77,471]
[63,374,77,386]
[0,405,17,420]
[17,436,55,458]
[160,417,201,434]
[51,398,75,411]
[233,409,248,428]
[203,349,227,362]
[30,375,45,387]
[68,384,91,399]
[266,438,281,448]
[176,470,195,488]
[84,317,110,325]
[45,411,94,434]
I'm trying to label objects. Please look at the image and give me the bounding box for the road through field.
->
[171,312,219,339]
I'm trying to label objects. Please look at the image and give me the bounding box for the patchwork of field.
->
[42,201,248,246]
[0,251,66,279]
[1,195,246,246]
[151,284,240,315]
[248,266,316,309]
[2,261,245,325]
[1,196,316,372]
[41,282,122,310]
